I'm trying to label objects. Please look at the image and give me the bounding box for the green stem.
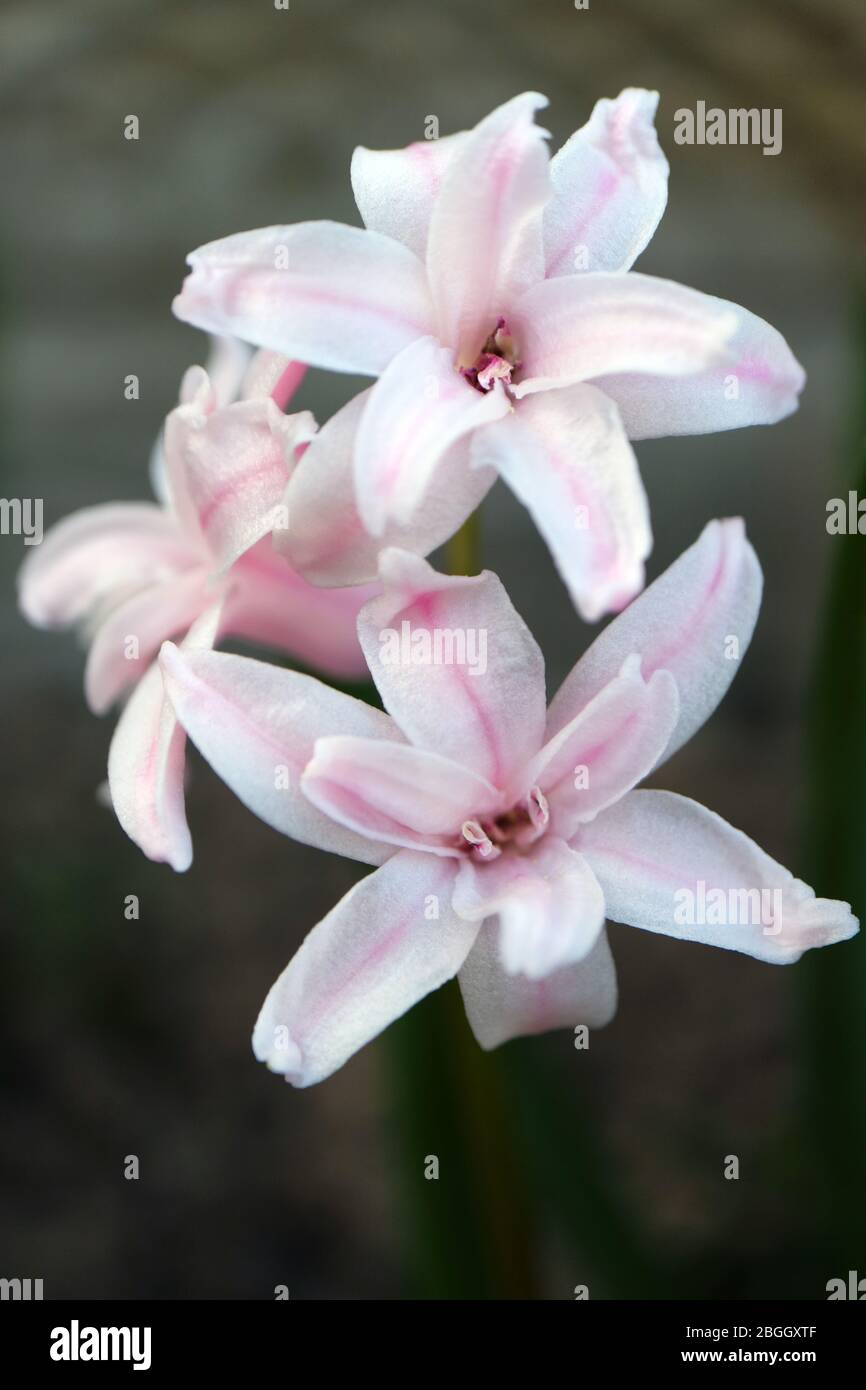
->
[504,1040,670,1298]
[384,986,537,1298]
[799,298,866,1260]
[446,508,481,575]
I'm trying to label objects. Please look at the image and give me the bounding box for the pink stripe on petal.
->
[512,272,737,396]
[547,518,762,766]
[241,350,308,409]
[526,655,678,839]
[107,599,225,871]
[544,89,668,277]
[302,735,501,855]
[591,302,805,438]
[426,92,551,363]
[173,222,434,377]
[85,567,212,714]
[281,391,497,587]
[354,336,509,537]
[351,132,467,260]
[18,503,194,630]
[473,383,651,621]
[577,790,858,964]
[226,540,371,681]
[357,549,546,789]
[159,645,402,865]
[165,393,315,572]
[251,851,475,1087]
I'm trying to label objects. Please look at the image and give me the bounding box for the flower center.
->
[461,317,521,394]
[459,786,548,861]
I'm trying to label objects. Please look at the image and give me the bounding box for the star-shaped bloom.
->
[173,89,804,620]
[18,340,371,871]
[158,520,854,1086]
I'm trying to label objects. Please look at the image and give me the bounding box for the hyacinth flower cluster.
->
[20,88,856,1086]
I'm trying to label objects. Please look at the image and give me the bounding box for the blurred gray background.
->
[1,0,864,1298]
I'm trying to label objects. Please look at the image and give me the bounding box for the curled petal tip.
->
[617,87,661,119]
[158,639,182,674]
[374,546,451,596]
[172,276,212,328]
[178,364,212,410]
[252,1019,304,1081]
[510,90,550,120]
[790,897,859,951]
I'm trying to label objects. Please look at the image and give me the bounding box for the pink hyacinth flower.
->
[18,339,372,872]
[158,520,855,1086]
[173,89,805,620]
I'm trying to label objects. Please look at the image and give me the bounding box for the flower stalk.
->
[799,298,866,1260]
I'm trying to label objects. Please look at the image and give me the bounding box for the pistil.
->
[461,317,522,394]
[459,786,548,860]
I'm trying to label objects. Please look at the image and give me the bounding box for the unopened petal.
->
[164,392,315,571]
